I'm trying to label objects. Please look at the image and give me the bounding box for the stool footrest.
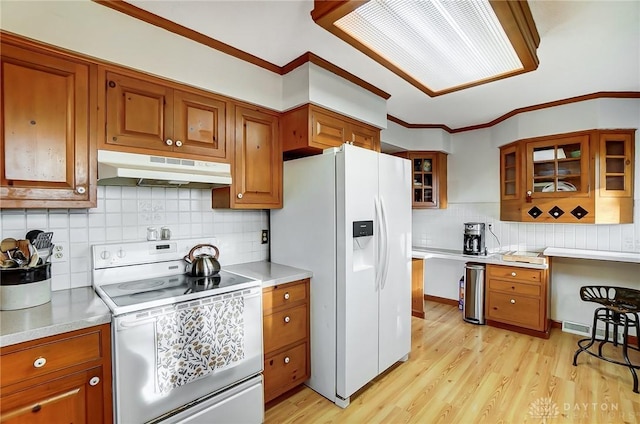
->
[575,338,640,370]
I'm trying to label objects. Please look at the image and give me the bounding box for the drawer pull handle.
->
[510,299,516,304]
[511,272,516,277]
[33,357,47,368]
[175,140,183,147]
[284,356,290,364]
[511,286,515,290]
[166,139,173,146]
[89,376,100,386]
[284,292,290,300]
[284,316,290,323]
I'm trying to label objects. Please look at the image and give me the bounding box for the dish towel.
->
[154,296,245,393]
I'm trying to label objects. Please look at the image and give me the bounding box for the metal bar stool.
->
[573,286,640,393]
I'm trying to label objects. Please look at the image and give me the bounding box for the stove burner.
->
[185,275,222,293]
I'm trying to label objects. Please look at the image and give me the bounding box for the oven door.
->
[112,286,262,424]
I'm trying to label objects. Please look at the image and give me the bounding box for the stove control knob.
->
[100,250,111,260]
[117,249,126,259]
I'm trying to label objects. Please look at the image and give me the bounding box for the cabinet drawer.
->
[487,265,541,283]
[264,342,308,402]
[1,332,102,388]
[486,291,542,330]
[488,279,541,297]
[263,305,307,353]
[263,280,308,312]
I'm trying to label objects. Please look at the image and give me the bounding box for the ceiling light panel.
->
[334,0,524,92]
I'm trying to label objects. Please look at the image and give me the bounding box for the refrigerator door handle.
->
[380,196,391,289]
[374,196,383,291]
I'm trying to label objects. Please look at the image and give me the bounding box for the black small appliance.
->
[463,222,486,255]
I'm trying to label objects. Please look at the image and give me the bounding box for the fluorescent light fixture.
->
[312,0,540,96]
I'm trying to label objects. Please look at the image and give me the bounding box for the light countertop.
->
[225,261,313,288]
[0,287,112,348]
[543,247,640,263]
[412,246,549,270]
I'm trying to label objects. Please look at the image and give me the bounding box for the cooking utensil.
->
[184,244,221,277]
[1,238,17,254]
[33,232,53,249]
[25,230,44,244]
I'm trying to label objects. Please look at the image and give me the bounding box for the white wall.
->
[0,187,269,291]
[1,0,282,111]
[389,98,640,327]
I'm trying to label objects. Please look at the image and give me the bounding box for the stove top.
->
[91,238,261,315]
[99,270,255,307]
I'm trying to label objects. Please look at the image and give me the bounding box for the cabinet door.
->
[408,152,446,208]
[599,131,633,198]
[232,106,282,208]
[500,143,520,200]
[0,367,105,424]
[526,134,590,199]
[105,71,173,152]
[1,44,95,207]
[173,90,228,160]
[310,108,346,149]
[349,122,379,151]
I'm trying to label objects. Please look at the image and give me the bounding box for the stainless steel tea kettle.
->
[184,244,221,277]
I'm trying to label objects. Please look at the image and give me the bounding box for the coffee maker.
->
[463,222,486,255]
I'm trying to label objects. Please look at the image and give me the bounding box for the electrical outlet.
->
[261,230,269,244]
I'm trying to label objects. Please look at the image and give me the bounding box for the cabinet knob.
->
[284,356,290,364]
[175,140,183,147]
[511,272,516,277]
[237,193,243,199]
[76,186,86,195]
[510,299,516,304]
[89,376,100,386]
[33,357,47,368]
[166,139,173,146]
[284,316,290,323]
[284,292,290,300]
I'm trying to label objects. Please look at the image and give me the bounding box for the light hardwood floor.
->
[265,301,640,423]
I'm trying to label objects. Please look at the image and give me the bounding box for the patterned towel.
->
[155,296,245,393]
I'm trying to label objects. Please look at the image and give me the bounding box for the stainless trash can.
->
[463,263,485,325]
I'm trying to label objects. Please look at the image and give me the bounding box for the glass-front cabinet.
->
[526,134,590,199]
[398,151,447,209]
[500,143,519,200]
[599,131,633,197]
[499,129,634,224]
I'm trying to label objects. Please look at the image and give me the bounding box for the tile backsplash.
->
[413,200,640,253]
[0,186,269,291]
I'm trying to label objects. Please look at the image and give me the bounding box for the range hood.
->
[97,150,232,188]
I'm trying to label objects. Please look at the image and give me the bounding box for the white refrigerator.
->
[271,143,412,407]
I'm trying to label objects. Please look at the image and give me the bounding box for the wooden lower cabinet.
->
[0,324,112,424]
[262,279,310,402]
[485,264,550,338]
[411,258,425,318]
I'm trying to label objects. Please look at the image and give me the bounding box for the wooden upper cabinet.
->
[525,134,591,199]
[397,151,447,209]
[213,105,282,209]
[500,129,634,224]
[0,40,96,208]
[173,90,227,159]
[102,69,229,161]
[282,104,380,158]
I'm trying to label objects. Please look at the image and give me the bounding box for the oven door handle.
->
[117,316,159,331]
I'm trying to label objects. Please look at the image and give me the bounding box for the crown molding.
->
[389,91,640,134]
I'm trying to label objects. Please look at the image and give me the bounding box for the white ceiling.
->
[130,0,639,130]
